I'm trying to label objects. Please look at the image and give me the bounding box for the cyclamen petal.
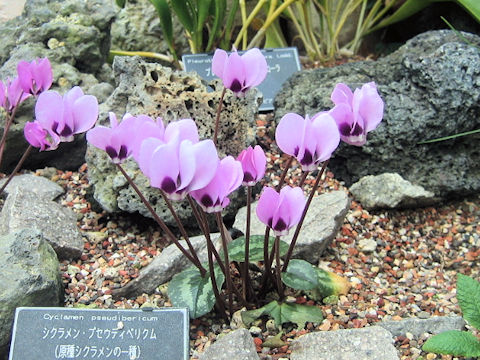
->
[36,87,98,143]
[276,112,339,171]
[86,112,139,163]
[138,135,220,201]
[329,82,384,146]
[24,121,58,151]
[17,58,53,95]
[212,48,267,96]
[237,145,266,186]
[190,156,243,213]
[256,186,306,236]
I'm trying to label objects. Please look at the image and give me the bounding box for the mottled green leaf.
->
[457,273,480,329]
[279,302,324,329]
[167,264,224,318]
[226,235,288,262]
[423,330,480,357]
[241,301,323,329]
[241,300,278,327]
[282,259,318,291]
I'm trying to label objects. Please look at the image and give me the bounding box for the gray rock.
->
[0,187,83,259]
[290,326,399,360]
[0,173,64,201]
[0,229,62,356]
[379,316,466,337]
[350,173,437,210]
[86,56,261,225]
[274,30,480,199]
[0,0,116,173]
[111,0,189,57]
[113,233,222,299]
[198,328,260,360]
[233,191,350,263]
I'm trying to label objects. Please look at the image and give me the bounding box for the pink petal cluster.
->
[190,156,244,213]
[256,186,306,236]
[139,136,219,201]
[24,86,98,151]
[87,113,142,163]
[17,58,53,95]
[0,77,31,111]
[212,48,268,97]
[275,112,340,171]
[329,82,384,146]
[24,121,53,151]
[237,145,266,186]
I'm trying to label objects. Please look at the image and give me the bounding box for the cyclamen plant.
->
[0,58,99,195]
[85,47,384,324]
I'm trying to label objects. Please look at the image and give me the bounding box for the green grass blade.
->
[417,128,480,144]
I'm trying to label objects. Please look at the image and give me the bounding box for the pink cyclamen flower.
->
[87,112,141,163]
[237,145,266,186]
[256,186,306,237]
[35,86,98,142]
[130,117,199,161]
[139,136,219,201]
[329,82,384,146]
[17,58,53,95]
[190,156,243,213]
[275,112,340,171]
[2,77,31,111]
[212,48,268,96]
[24,121,56,151]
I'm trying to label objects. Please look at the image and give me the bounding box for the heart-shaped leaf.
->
[281,259,318,291]
[227,235,288,262]
[241,301,323,329]
[167,264,224,319]
[423,330,480,357]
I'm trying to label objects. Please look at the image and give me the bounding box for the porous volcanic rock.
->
[86,55,261,226]
[275,30,480,199]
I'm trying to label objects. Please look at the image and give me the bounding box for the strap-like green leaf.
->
[281,259,318,291]
[171,0,195,33]
[206,0,227,51]
[227,235,288,262]
[167,264,224,318]
[423,330,480,357]
[457,273,480,329]
[370,0,432,32]
[221,0,239,49]
[149,0,177,60]
[457,0,480,23]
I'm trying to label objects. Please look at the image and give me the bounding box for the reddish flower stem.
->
[242,186,252,300]
[159,190,203,272]
[213,87,227,146]
[0,145,32,195]
[259,155,295,294]
[282,160,329,272]
[115,163,206,276]
[215,211,234,316]
[0,96,23,169]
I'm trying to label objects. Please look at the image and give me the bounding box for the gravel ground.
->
[36,117,480,360]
